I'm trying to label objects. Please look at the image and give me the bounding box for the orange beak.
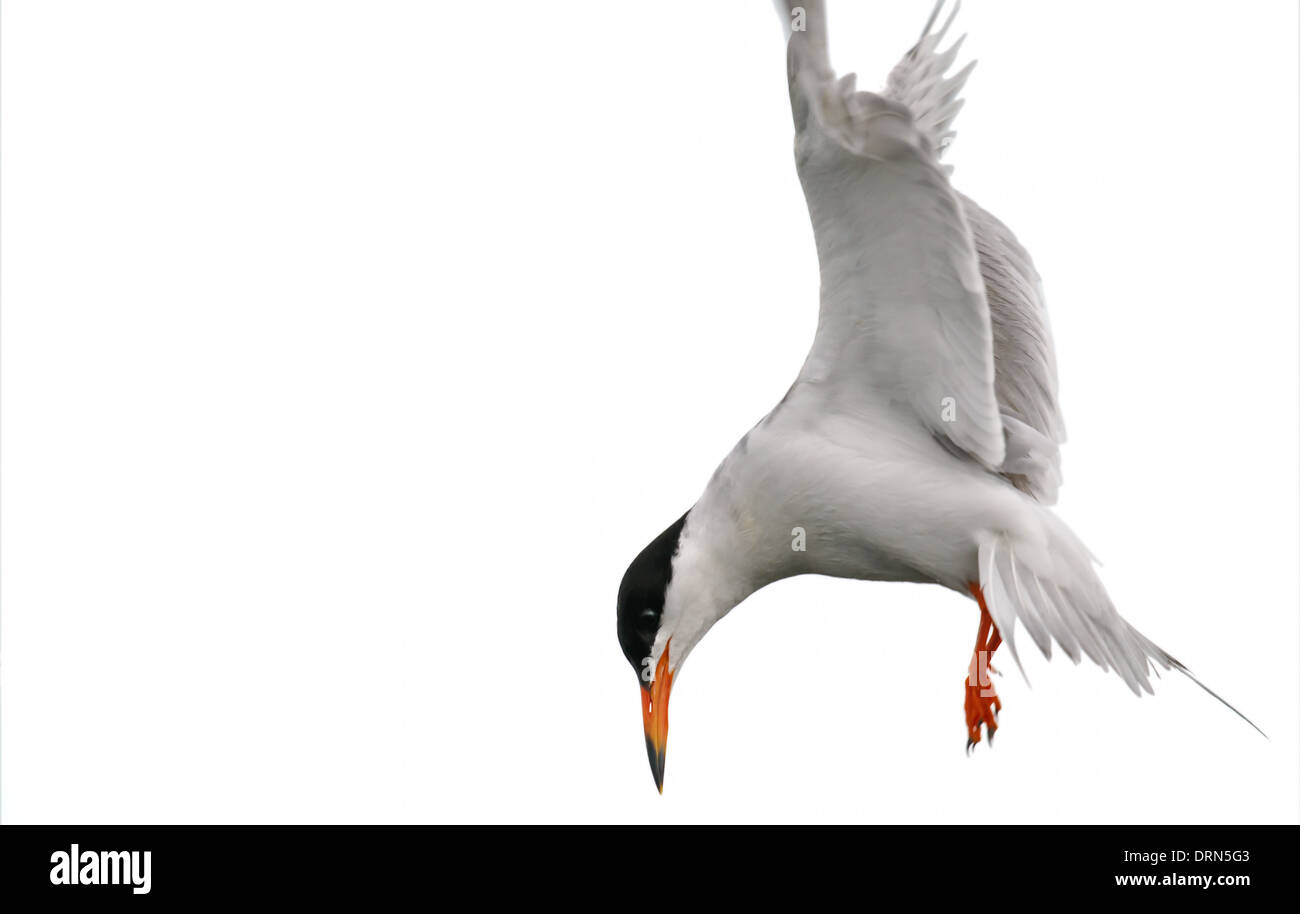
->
[640,639,673,794]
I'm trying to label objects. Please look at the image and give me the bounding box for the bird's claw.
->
[963,678,1001,753]
[964,585,1005,753]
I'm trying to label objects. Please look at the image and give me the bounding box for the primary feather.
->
[786,13,1006,471]
[782,0,1066,502]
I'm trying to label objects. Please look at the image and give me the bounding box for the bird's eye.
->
[637,609,657,632]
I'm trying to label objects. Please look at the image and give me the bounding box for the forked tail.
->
[977,515,1266,739]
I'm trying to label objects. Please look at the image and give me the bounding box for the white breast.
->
[700,382,1036,595]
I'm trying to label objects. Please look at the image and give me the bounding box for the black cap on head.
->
[616,511,689,677]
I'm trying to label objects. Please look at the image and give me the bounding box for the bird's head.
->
[619,509,725,794]
[617,512,686,794]
[618,505,754,792]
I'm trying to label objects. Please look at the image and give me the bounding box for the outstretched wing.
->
[781,0,1005,470]
[883,1,1067,502]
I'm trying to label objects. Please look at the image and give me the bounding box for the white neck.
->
[658,487,766,673]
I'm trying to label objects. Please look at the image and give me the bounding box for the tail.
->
[978,514,1266,739]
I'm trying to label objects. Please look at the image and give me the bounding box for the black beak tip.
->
[644,736,666,794]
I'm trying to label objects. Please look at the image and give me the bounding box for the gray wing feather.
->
[779,0,1068,500]
[885,0,1067,502]
[962,194,1067,503]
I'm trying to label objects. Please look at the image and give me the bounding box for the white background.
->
[3,0,1297,823]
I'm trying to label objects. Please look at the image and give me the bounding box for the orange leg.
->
[964,582,1003,752]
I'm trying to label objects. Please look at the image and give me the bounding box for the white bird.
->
[617,0,1261,793]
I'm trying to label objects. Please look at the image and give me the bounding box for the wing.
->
[781,0,1005,470]
[962,194,1067,503]
[883,0,974,169]
[887,1,1067,501]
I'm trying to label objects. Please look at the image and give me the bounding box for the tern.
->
[617,0,1261,793]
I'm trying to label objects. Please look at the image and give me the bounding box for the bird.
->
[616,0,1262,794]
